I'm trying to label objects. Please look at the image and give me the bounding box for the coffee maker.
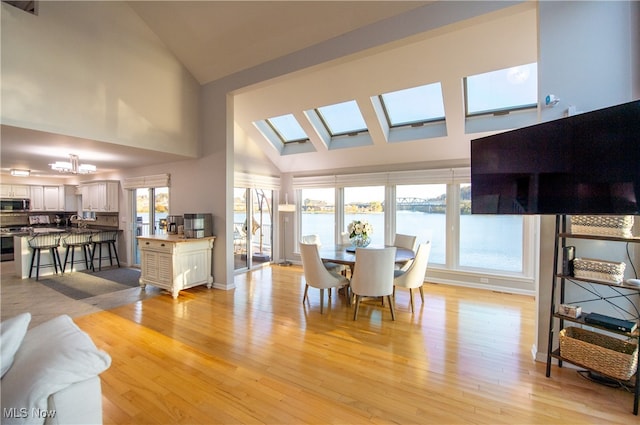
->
[167,215,184,234]
[183,213,213,238]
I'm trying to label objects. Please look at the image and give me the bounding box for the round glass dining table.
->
[317,244,415,273]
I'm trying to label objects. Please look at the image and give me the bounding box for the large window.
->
[458,184,523,272]
[379,82,445,127]
[316,100,368,136]
[266,114,309,144]
[300,188,336,246]
[396,184,446,265]
[465,62,537,116]
[344,186,384,246]
[293,169,533,291]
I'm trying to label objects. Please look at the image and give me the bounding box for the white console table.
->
[137,235,215,298]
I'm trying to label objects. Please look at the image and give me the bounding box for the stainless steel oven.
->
[1,233,15,261]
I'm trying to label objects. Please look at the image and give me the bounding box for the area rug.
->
[38,268,141,300]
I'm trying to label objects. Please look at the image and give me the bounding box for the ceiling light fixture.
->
[50,154,96,174]
[10,169,30,177]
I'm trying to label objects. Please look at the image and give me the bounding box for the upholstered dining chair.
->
[393,242,431,313]
[350,246,397,321]
[301,234,347,276]
[299,242,350,313]
[393,233,417,271]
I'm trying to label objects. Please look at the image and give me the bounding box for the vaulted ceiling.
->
[1,1,538,179]
[1,1,430,179]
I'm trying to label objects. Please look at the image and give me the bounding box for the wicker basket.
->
[559,327,638,381]
[572,257,626,283]
[571,215,634,238]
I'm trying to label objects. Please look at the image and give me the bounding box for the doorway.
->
[132,187,169,266]
[234,187,273,271]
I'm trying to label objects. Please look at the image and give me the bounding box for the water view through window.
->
[299,184,523,273]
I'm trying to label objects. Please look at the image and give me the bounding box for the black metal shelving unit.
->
[545,214,640,415]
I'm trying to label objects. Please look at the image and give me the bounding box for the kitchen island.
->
[137,234,215,298]
[14,228,100,279]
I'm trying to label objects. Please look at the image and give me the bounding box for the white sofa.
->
[1,314,111,425]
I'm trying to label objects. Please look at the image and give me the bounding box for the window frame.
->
[315,100,369,137]
[378,82,446,128]
[265,114,309,145]
[464,63,538,118]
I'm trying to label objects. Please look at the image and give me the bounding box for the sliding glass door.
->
[132,187,169,266]
[234,187,273,271]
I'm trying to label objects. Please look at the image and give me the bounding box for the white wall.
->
[233,2,538,174]
[535,0,639,361]
[1,2,200,157]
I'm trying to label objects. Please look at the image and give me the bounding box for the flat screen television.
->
[471,100,640,215]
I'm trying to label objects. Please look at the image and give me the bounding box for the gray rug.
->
[38,268,141,300]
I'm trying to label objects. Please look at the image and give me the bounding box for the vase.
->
[350,234,371,248]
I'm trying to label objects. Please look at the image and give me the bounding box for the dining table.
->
[318,244,415,275]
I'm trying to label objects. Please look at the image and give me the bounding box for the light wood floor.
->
[2,263,637,423]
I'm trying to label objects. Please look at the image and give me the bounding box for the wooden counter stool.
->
[61,232,93,273]
[28,233,63,281]
[90,230,120,271]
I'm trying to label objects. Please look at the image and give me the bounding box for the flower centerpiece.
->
[347,219,373,248]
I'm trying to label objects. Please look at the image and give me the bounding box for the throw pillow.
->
[0,312,31,378]
[0,315,111,425]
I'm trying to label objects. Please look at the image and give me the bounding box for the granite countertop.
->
[14,227,120,236]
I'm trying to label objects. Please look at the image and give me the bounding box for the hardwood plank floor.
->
[3,262,637,423]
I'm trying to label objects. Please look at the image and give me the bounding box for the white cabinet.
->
[43,186,63,211]
[63,185,77,211]
[138,235,215,298]
[30,186,44,210]
[79,181,119,212]
[30,186,66,211]
[1,184,30,198]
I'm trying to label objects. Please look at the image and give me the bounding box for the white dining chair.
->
[299,242,350,313]
[393,233,417,271]
[393,242,431,313]
[350,246,397,321]
[301,234,347,276]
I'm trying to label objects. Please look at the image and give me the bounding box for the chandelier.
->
[50,154,96,174]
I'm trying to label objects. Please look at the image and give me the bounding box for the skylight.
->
[465,62,538,116]
[379,82,445,127]
[316,100,368,136]
[266,114,308,144]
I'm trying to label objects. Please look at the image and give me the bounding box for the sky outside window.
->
[380,82,445,126]
[466,62,537,115]
[267,114,308,143]
[316,100,368,135]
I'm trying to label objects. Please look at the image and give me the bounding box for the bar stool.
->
[28,233,63,281]
[61,232,93,273]
[90,230,120,271]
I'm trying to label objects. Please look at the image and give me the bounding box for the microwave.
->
[0,198,30,211]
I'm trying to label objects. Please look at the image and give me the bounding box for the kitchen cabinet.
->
[79,181,119,212]
[137,235,215,298]
[30,186,44,210]
[63,185,77,211]
[1,184,30,198]
[545,214,639,415]
[30,186,68,211]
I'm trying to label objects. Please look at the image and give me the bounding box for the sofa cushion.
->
[0,315,111,425]
[0,312,31,378]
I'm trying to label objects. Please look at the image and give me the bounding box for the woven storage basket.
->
[559,327,638,381]
[571,215,634,238]
[572,258,626,283]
